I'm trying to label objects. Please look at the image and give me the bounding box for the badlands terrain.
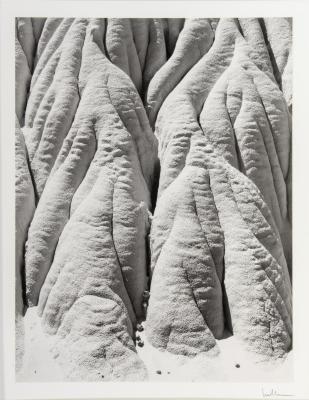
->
[15,17,292,381]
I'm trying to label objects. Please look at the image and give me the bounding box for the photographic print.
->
[14,15,294,384]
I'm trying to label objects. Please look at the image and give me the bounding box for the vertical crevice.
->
[258,18,282,90]
[221,257,233,336]
[150,158,160,214]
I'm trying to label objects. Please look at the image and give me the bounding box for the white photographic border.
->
[1,1,309,398]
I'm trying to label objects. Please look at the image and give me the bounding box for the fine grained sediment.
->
[15,17,292,380]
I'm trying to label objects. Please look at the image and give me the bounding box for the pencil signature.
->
[262,387,293,397]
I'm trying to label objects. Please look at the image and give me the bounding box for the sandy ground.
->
[17,307,293,382]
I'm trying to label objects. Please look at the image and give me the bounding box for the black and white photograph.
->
[1,1,309,399]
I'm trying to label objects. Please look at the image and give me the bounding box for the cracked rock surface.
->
[15,17,292,381]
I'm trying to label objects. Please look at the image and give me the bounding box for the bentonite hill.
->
[15,17,292,381]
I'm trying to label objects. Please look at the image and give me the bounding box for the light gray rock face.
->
[146,18,215,127]
[39,169,147,380]
[15,17,292,380]
[148,129,291,359]
[147,18,292,359]
[147,161,224,356]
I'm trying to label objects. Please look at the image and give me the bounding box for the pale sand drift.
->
[15,17,292,381]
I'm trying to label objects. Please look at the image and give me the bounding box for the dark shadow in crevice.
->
[20,244,29,312]
[145,227,152,291]
[150,158,161,214]
[24,141,39,207]
[147,158,160,292]
[102,18,108,58]
[221,258,233,337]
[163,18,185,59]
[234,18,244,37]
[225,91,246,174]
[258,18,282,90]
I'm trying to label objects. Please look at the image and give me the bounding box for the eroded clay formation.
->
[15,17,292,380]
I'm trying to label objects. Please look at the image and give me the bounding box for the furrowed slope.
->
[15,17,292,380]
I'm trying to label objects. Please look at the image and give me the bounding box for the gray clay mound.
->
[15,17,292,381]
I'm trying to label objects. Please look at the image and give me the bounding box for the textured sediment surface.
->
[15,17,292,381]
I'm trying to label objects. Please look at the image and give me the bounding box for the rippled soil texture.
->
[15,17,292,381]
